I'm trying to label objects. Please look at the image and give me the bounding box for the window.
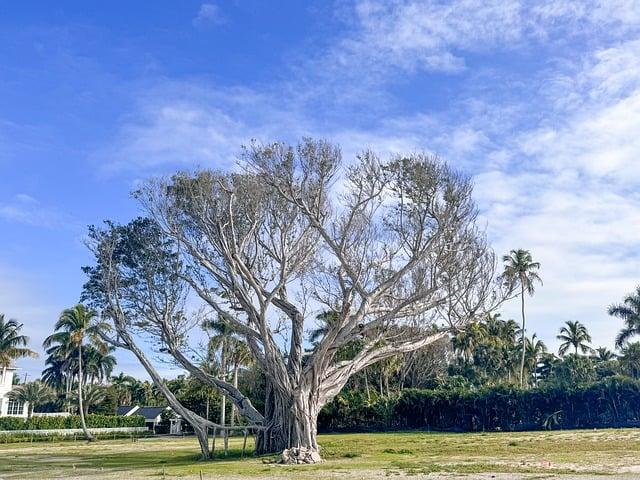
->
[7,400,24,416]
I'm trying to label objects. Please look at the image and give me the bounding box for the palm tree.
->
[228,339,253,427]
[8,381,54,418]
[110,373,137,406]
[83,345,116,384]
[480,314,519,382]
[203,317,233,430]
[619,342,640,379]
[452,322,486,362]
[524,334,547,386]
[42,331,77,412]
[43,305,109,441]
[72,384,106,416]
[609,286,640,348]
[557,320,592,356]
[502,249,542,387]
[591,347,616,362]
[0,314,38,368]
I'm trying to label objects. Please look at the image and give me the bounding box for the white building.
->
[0,366,28,418]
[117,405,181,434]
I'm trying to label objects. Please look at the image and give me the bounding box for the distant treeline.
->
[318,376,640,432]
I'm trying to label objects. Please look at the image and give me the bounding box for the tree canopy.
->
[82,139,510,460]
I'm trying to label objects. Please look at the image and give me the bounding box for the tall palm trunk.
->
[77,343,95,441]
[65,374,72,413]
[519,281,526,388]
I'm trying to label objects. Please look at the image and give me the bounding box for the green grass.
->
[1,428,640,478]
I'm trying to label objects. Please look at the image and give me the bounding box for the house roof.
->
[116,405,138,416]
[136,406,168,421]
[117,405,170,420]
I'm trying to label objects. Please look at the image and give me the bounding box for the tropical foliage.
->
[8,381,54,418]
[43,305,111,441]
[557,320,592,355]
[609,286,640,347]
[0,314,37,368]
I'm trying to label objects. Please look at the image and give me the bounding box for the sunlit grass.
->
[1,428,639,478]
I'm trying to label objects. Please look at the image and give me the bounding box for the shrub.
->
[0,414,145,431]
[318,377,640,433]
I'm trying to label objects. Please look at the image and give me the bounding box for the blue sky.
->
[2,0,640,380]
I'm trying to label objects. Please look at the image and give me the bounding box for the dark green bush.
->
[318,376,640,432]
[0,414,145,431]
[0,430,153,444]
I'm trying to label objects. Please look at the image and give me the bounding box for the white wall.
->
[0,367,28,418]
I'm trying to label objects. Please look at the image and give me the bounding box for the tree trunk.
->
[384,372,390,397]
[66,376,72,413]
[220,341,228,453]
[230,365,239,427]
[519,282,526,388]
[254,381,321,461]
[364,370,371,402]
[221,394,227,453]
[118,332,212,459]
[77,343,96,442]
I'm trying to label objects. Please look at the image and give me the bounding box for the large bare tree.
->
[83,139,509,461]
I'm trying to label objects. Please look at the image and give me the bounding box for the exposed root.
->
[279,446,323,464]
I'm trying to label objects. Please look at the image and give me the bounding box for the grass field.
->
[2,429,640,479]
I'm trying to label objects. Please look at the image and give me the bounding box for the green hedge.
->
[0,430,152,444]
[318,377,640,432]
[0,414,145,431]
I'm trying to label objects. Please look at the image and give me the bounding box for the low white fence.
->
[32,412,71,417]
[0,427,147,436]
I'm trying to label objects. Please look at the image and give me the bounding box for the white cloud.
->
[95,82,320,174]
[470,38,640,350]
[323,0,640,81]
[193,3,224,27]
[94,0,640,354]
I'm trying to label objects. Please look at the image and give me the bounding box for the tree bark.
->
[364,370,371,402]
[254,381,320,458]
[220,343,228,453]
[230,365,239,427]
[77,343,95,442]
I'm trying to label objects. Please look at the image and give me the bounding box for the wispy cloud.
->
[0,194,76,229]
[332,0,640,75]
[95,82,316,174]
[93,0,640,350]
